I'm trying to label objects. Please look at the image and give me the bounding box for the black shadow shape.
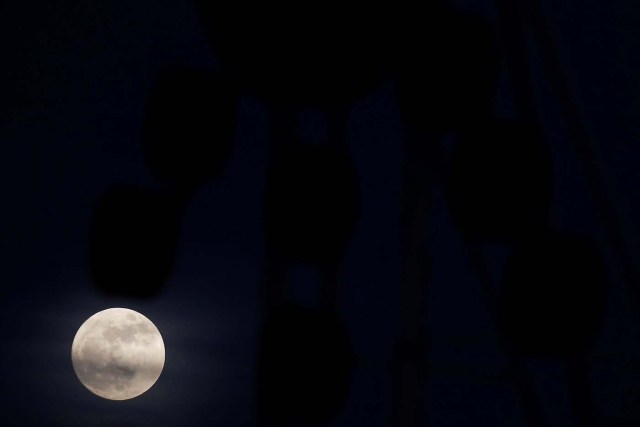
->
[395,8,499,132]
[88,184,186,298]
[192,0,389,108]
[498,229,608,358]
[498,229,609,426]
[256,303,355,425]
[263,141,360,280]
[140,65,237,190]
[446,118,553,243]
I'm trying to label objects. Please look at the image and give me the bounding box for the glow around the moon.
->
[71,308,165,400]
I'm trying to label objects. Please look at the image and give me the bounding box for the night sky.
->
[2,0,640,426]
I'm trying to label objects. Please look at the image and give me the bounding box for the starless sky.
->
[2,0,640,426]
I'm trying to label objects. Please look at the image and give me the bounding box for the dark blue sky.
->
[1,0,640,425]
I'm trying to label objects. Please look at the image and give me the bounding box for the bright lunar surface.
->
[71,308,165,400]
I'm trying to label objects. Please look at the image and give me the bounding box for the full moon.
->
[71,308,165,400]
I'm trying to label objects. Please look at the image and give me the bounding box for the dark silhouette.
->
[194,0,372,418]
[443,117,556,426]
[395,7,499,132]
[140,65,237,191]
[263,142,359,272]
[256,103,359,425]
[261,106,359,300]
[498,229,609,426]
[192,0,389,108]
[88,184,187,298]
[498,229,608,358]
[522,0,640,330]
[256,303,355,426]
[393,8,501,426]
[446,118,553,243]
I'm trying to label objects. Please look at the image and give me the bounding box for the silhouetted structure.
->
[498,229,608,358]
[447,118,553,243]
[264,142,359,271]
[140,65,237,191]
[393,8,501,426]
[521,0,640,330]
[498,229,608,426]
[445,118,555,426]
[256,107,359,424]
[256,304,355,425]
[194,2,374,418]
[193,0,389,107]
[88,184,186,298]
[257,105,360,310]
[395,8,499,132]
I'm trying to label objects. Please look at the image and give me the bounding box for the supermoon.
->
[71,308,165,400]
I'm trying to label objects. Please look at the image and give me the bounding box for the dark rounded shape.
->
[497,230,609,357]
[395,8,500,131]
[256,304,355,424]
[88,184,183,298]
[264,143,360,267]
[193,0,390,107]
[140,65,237,188]
[446,118,553,243]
